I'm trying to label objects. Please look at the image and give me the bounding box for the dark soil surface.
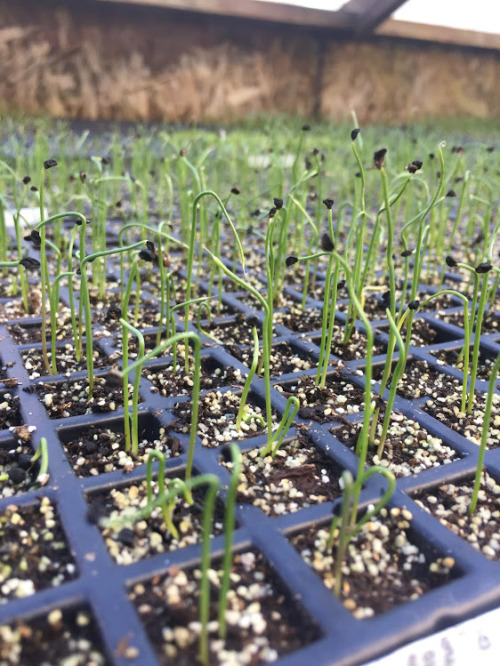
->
[311,327,387,361]
[0,605,110,665]
[372,359,453,401]
[143,356,244,397]
[423,391,500,448]
[274,372,365,423]
[437,310,500,334]
[22,343,110,377]
[430,347,497,382]
[203,314,266,347]
[129,549,320,664]
[331,416,459,478]
[226,341,314,377]
[6,309,80,344]
[290,507,456,619]
[173,390,271,447]
[220,434,342,516]
[0,427,40,498]
[0,499,77,604]
[0,391,22,430]
[90,482,225,566]
[375,317,440,347]
[60,422,181,477]
[28,375,133,419]
[274,307,324,333]
[413,473,500,560]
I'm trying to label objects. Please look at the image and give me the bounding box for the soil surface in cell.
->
[226,341,314,377]
[0,427,40,498]
[90,481,225,565]
[29,375,134,419]
[290,507,456,619]
[0,498,77,603]
[0,606,110,665]
[413,473,500,560]
[143,356,244,397]
[332,415,458,478]
[274,371,365,423]
[221,434,342,516]
[0,391,22,430]
[438,309,499,334]
[22,343,109,377]
[61,423,181,477]
[430,347,496,382]
[172,390,272,447]
[129,549,320,665]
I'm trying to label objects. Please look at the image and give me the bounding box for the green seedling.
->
[185,190,245,371]
[0,162,32,310]
[102,471,220,665]
[327,466,396,597]
[0,436,49,488]
[205,249,300,455]
[78,240,150,396]
[121,331,201,489]
[218,443,242,640]
[446,256,494,413]
[235,326,260,430]
[469,352,500,514]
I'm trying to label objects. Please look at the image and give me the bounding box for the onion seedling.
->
[446,256,494,413]
[218,443,242,640]
[102,471,220,665]
[0,435,49,489]
[327,466,396,597]
[121,332,201,487]
[469,352,500,514]
[0,161,31,311]
[185,190,245,371]
[205,249,300,456]
[78,240,150,396]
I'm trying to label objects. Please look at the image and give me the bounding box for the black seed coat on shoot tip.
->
[43,159,58,170]
[322,198,334,210]
[406,160,423,174]
[446,256,458,267]
[320,233,334,252]
[373,148,387,169]
[30,230,41,248]
[19,257,41,271]
[286,256,298,267]
[273,198,284,209]
[408,300,420,310]
[382,290,392,308]
[475,262,493,274]
[351,128,360,141]
[139,248,155,262]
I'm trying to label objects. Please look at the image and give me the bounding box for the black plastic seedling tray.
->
[0,249,499,666]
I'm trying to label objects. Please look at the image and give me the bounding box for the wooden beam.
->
[338,0,409,34]
[94,0,355,29]
[377,18,500,51]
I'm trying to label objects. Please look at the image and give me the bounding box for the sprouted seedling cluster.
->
[0,116,498,662]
